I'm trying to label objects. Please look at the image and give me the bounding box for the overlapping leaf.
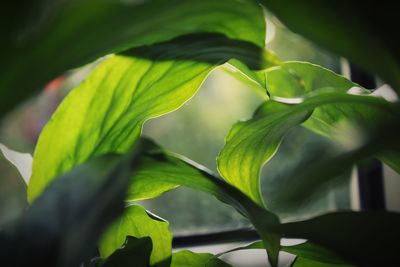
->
[126,139,281,267]
[29,33,272,202]
[101,236,153,267]
[99,204,172,267]
[219,61,400,213]
[217,100,310,205]
[0,0,265,118]
[264,62,400,173]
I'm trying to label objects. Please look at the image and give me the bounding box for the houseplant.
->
[1,1,399,266]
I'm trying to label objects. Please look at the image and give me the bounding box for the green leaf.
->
[283,242,348,265]
[99,204,172,267]
[29,33,271,202]
[1,0,265,118]
[262,126,352,219]
[258,1,400,92]
[0,143,32,184]
[126,139,281,267]
[102,236,153,267]
[265,62,359,98]
[291,257,354,267]
[219,88,398,210]
[171,250,231,267]
[216,61,370,206]
[264,62,400,173]
[273,211,400,266]
[222,49,282,98]
[0,149,138,267]
[215,240,348,265]
[217,99,310,206]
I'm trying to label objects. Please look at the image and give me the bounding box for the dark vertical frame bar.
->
[350,63,386,210]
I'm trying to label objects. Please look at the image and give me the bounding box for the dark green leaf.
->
[291,257,354,267]
[171,250,231,267]
[102,236,153,267]
[273,211,400,266]
[0,148,139,267]
[29,33,272,202]
[215,240,348,265]
[258,0,400,92]
[1,0,265,118]
[262,126,352,219]
[99,204,172,267]
[283,242,348,265]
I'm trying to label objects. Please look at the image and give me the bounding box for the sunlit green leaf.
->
[1,0,265,118]
[258,1,400,92]
[273,211,400,266]
[99,204,172,267]
[217,100,310,206]
[29,33,272,202]
[222,49,281,98]
[265,62,359,98]
[102,236,152,267]
[171,250,231,267]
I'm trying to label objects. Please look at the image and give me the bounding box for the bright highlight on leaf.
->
[29,33,272,202]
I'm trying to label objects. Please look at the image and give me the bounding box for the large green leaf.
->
[273,211,400,266]
[258,1,400,92]
[99,204,172,267]
[29,33,271,202]
[101,236,153,267]
[0,149,138,267]
[171,250,231,267]
[1,0,265,118]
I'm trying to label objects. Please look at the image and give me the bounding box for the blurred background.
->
[1,12,399,266]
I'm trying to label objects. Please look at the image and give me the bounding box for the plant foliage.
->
[1,1,399,267]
